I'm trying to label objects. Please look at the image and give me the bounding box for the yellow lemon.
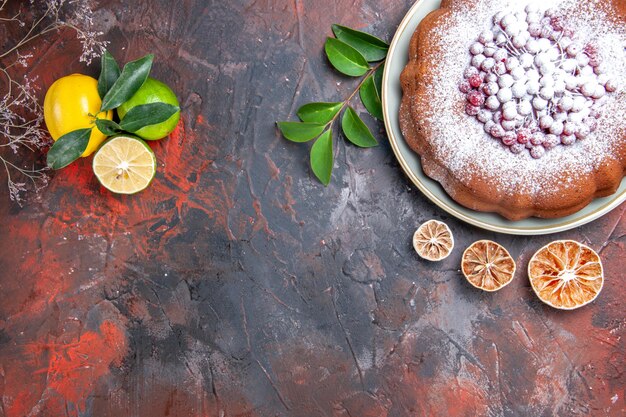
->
[43,74,113,157]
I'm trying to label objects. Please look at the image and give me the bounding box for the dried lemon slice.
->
[462,240,516,291]
[413,220,454,261]
[528,240,604,310]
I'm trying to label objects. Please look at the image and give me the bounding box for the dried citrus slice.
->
[461,240,516,291]
[528,240,604,310]
[413,220,454,261]
[92,135,156,194]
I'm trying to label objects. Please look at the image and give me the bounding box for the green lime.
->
[93,135,156,194]
[117,77,180,140]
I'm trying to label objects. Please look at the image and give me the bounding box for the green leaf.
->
[100,54,154,111]
[46,128,92,169]
[95,119,122,136]
[332,24,389,62]
[359,75,383,120]
[277,121,326,143]
[324,38,369,77]
[310,129,333,186]
[97,51,121,99]
[297,102,343,124]
[119,103,179,132]
[374,63,385,97]
[341,107,378,148]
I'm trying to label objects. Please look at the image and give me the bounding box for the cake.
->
[400,0,626,220]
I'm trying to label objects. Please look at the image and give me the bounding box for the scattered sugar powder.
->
[416,0,626,196]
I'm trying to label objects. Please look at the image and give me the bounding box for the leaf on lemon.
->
[97,51,121,100]
[95,119,122,136]
[100,54,154,111]
[341,107,378,148]
[324,38,369,77]
[331,24,389,62]
[359,75,383,120]
[310,129,333,186]
[47,128,92,169]
[277,121,326,143]
[297,102,343,124]
[119,103,180,132]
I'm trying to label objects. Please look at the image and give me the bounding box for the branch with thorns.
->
[0,0,108,205]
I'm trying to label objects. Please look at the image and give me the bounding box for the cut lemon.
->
[461,240,516,291]
[92,135,156,194]
[413,220,454,261]
[528,240,604,310]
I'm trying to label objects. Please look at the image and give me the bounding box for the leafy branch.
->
[277,24,388,185]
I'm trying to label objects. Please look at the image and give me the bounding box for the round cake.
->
[400,0,626,220]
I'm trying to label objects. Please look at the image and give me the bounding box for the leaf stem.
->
[314,59,384,167]
[325,60,385,128]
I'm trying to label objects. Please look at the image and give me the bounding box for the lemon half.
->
[93,135,156,194]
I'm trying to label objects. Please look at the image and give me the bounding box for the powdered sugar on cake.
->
[462,5,616,158]
[418,0,626,196]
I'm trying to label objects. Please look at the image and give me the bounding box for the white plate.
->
[382,0,626,235]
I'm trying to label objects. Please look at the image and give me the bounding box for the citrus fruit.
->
[43,74,113,157]
[461,240,516,291]
[92,135,156,194]
[413,220,454,261]
[116,77,180,140]
[528,240,604,310]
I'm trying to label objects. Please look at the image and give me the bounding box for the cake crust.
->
[400,0,626,220]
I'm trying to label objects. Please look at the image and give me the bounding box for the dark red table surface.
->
[0,1,624,416]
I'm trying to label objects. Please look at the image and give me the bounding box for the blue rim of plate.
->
[381,0,626,236]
